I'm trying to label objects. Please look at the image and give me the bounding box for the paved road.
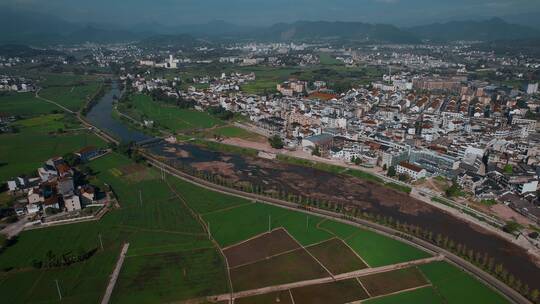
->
[101,243,129,304]
[142,153,530,304]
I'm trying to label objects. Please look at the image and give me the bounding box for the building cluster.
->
[152,71,539,222]
[0,75,36,92]
[6,147,105,217]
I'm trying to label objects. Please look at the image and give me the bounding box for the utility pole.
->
[207,222,211,240]
[139,190,142,207]
[98,234,103,251]
[55,279,62,301]
[268,215,271,232]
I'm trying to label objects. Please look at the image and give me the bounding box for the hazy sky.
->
[4,0,540,26]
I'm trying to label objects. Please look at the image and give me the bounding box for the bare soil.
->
[224,228,301,268]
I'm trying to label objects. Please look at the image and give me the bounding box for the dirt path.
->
[101,243,129,304]
[207,255,443,302]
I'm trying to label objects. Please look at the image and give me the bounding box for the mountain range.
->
[1,9,539,46]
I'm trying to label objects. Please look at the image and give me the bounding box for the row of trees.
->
[32,248,98,269]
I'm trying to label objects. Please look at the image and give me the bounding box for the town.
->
[1,3,540,303]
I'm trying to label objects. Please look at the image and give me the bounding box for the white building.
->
[396,162,427,180]
[526,83,538,95]
[64,195,82,212]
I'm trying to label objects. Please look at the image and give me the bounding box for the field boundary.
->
[281,229,334,279]
[201,201,255,217]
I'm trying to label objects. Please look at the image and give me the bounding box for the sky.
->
[3,0,540,26]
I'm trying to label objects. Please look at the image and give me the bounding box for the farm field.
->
[223,228,300,268]
[39,81,102,111]
[0,92,56,116]
[229,247,328,291]
[419,261,509,304]
[305,237,368,275]
[235,290,294,304]
[0,114,106,183]
[358,267,429,297]
[319,219,431,267]
[127,94,222,131]
[0,153,510,303]
[290,279,369,304]
[363,286,444,304]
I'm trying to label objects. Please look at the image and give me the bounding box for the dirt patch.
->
[358,266,428,297]
[119,163,146,175]
[306,238,368,275]
[230,248,328,292]
[175,149,191,158]
[490,204,533,226]
[224,228,301,268]
[290,279,369,304]
[192,161,238,179]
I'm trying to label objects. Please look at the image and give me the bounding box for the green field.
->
[0,153,228,303]
[419,261,508,304]
[125,94,222,132]
[201,125,265,142]
[0,114,106,182]
[0,152,509,303]
[203,202,429,267]
[39,82,102,111]
[318,52,344,66]
[0,92,57,116]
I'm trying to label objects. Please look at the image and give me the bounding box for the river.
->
[85,81,151,143]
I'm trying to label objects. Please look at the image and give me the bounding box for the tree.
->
[63,153,80,167]
[398,173,410,182]
[268,135,284,149]
[387,166,396,177]
[382,164,387,171]
[445,181,463,198]
[312,145,321,157]
[503,221,522,234]
[530,289,539,302]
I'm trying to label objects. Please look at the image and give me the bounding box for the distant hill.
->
[408,18,540,42]
[65,26,147,44]
[477,38,540,57]
[257,21,420,43]
[0,10,149,45]
[138,34,205,48]
[0,44,64,57]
